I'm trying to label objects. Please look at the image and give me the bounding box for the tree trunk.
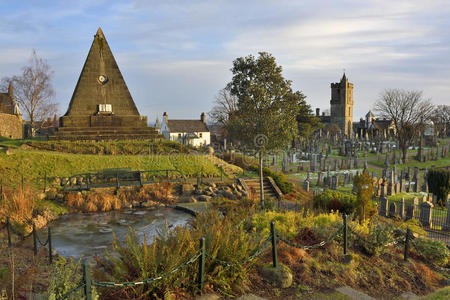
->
[402,145,408,164]
[259,151,264,209]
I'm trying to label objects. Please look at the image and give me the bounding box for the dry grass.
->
[0,187,36,224]
[119,183,176,205]
[65,191,123,212]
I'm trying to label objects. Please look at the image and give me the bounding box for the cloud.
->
[0,0,449,122]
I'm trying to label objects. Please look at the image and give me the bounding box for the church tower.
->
[330,73,354,137]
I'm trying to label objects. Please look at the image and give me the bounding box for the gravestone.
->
[399,197,405,219]
[379,194,388,217]
[317,172,323,186]
[405,205,414,220]
[303,180,310,192]
[388,202,397,218]
[331,175,337,190]
[443,199,450,231]
[419,201,433,228]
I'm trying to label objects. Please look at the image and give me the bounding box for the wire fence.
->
[1,217,53,264]
[2,211,447,299]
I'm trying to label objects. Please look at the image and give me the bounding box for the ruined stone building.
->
[0,83,23,139]
[54,28,159,140]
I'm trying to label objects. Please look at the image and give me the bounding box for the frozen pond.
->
[40,208,191,258]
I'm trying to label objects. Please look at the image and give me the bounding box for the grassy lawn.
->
[0,149,239,187]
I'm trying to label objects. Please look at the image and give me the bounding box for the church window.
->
[199,133,203,138]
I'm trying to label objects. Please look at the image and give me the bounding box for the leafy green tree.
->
[296,96,323,141]
[226,52,301,150]
[226,52,304,207]
[353,170,374,222]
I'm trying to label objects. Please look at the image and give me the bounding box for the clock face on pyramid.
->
[98,75,108,84]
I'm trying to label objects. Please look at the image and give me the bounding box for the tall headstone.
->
[399,197,405,219]
[443,199,450,231]
[419,201,433,228]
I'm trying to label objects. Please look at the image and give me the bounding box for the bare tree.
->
[374,89,434,163]
[431,104,450,137]
[1,50,57,128]
[208,87,238,126]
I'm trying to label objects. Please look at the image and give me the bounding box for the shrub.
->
[251,210,342,241]
[413,238,450,266]
[47,256,98,300]
[0,186,36,224]
[313,190,357,215]
[427,169,450,206]
[358,222,395,256]
[94,209,265,298]
[353,170,375,221]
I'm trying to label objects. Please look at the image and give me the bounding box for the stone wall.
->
[0,113,23,139]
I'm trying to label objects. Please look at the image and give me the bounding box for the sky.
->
[0,0,449,123]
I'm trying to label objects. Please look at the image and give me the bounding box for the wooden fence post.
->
[6,217,11,248]
[48,227,53,264]
[343,214,348,255]
[198,237,205,294]
[83,260,92,300]
[32,223,37,256]
[271,221,278,268]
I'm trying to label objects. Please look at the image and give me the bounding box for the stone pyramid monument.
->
[55,28,159,140]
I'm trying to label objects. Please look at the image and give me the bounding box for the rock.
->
[198,195,212,202]
[236,294,267,300]
[260,263,293,288]
[196,293,220,300]
[46,191,57,200]
[336,286,375,300]
[399,292,419,300]
[221,190,235,199]
[52,177,61,186]
[181,184,194,195]
[207,182,216,188]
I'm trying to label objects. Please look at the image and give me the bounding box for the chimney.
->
[163,112,168,123]
[201,112,206,123]
[316,108,320,116]
[8,82,13,99]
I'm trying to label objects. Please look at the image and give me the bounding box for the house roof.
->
[373,119,393,130]
[167,120,209,133]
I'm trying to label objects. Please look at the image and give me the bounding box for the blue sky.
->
[0,0,449,123]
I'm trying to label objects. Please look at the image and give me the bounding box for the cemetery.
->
[0,7,449,300]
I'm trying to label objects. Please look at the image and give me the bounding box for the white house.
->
[160,112,211,147]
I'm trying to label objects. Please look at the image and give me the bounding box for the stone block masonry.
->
[0,113,22,139]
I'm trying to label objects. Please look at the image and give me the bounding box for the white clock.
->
[98,75,108,84]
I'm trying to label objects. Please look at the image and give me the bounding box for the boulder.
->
[222,190,235,199]
[198,195,212,202]
[46,190,57,201]
[260,264,293,288]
